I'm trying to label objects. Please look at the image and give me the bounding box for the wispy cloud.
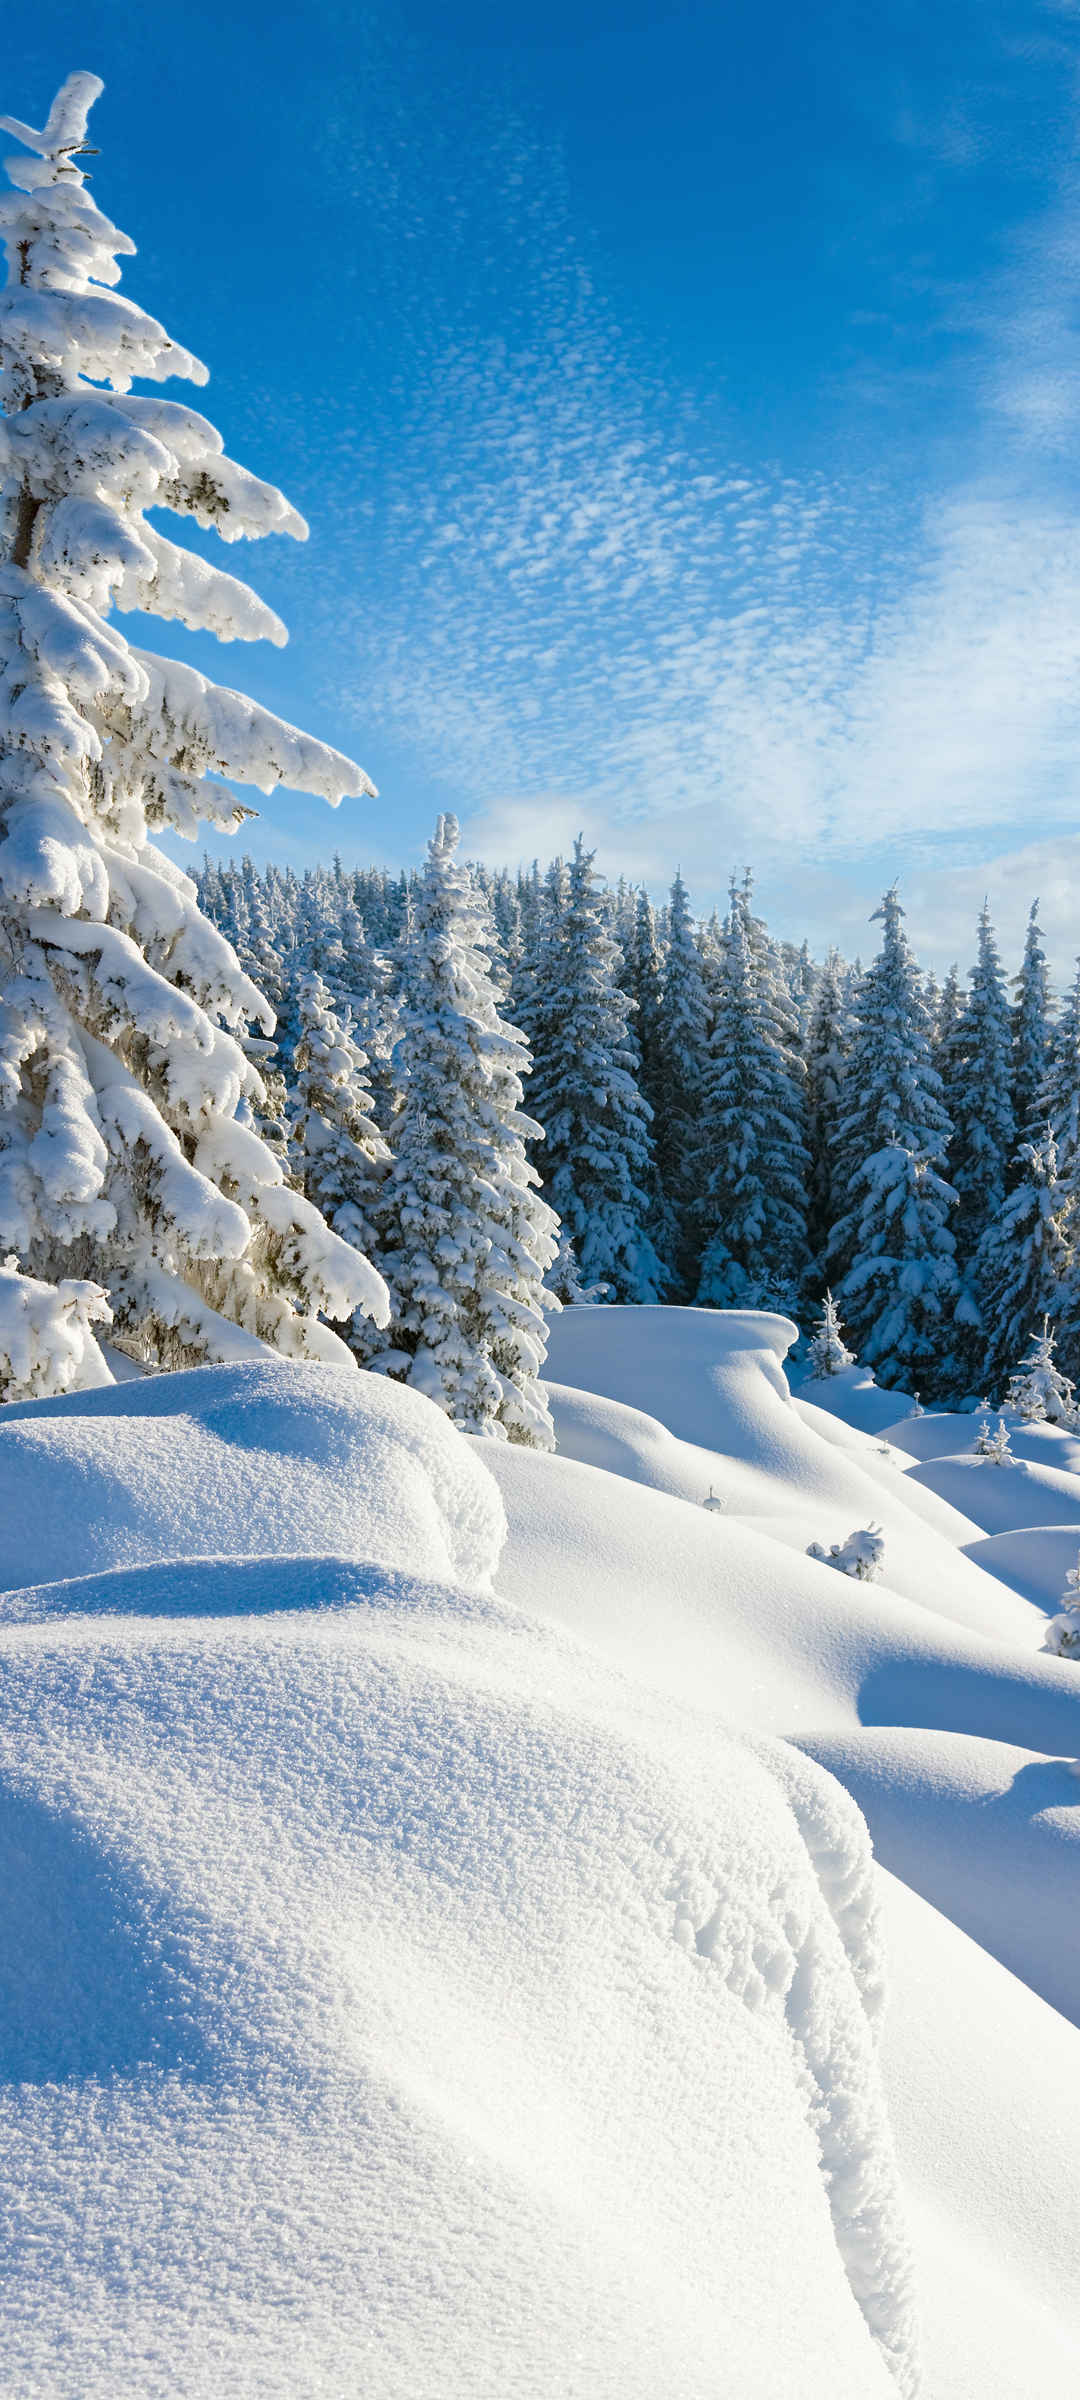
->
[302,2,1080,952]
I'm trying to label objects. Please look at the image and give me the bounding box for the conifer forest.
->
[198,842,1070,1414]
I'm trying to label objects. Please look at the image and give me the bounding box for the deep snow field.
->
[0,1311,1078,2395]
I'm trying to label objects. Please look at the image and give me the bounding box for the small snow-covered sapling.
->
[974,1412,1014,1464]
[807,1524,885,1584]
[1005,1318,1077,1428]
[804,1292,855,1380]
[1045,1552,1080,1660]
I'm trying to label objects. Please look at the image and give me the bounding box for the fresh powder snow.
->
[1,1310,1079,2392]
[0,1347,918,2399]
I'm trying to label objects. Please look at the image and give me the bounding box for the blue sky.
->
[11,0,1080,971]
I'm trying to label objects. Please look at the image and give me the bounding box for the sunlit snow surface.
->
[0,1322,1078,2393]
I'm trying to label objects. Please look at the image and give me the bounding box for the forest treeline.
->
[199,838,1072,1408]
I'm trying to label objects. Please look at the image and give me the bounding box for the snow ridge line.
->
[764,1737,919,2394]
[672,1743,920,2396]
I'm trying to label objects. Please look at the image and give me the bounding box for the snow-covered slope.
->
[4,1312,1080,2398]
[0,1359,916,2399]
[546,1308,1042,1640]
[509,1304,1080,2396]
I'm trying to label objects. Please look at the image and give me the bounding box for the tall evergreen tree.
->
[367,817,558,1445]
[658,869,711,1289]
[623,886,681,1276]
[0,73,387,1369]
[830,891,964,1391]
[1012,900,1052,1150]
[526,838,665,1303]
[922,969,942,1040]
[694,884,809,1311]
[289,972,390,1279]
[1038,960,1080,1176]
[947,902,1014,1264]
[933,965,966,1134]
[976,1132,1072,1401]
[625,887,666,1131]
[805,950,853,1279]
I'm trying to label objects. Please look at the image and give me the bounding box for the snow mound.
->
[905,1451,1080,1536]
[883,1410,1080,1475]
[487,1307,1080,2396]
[0,1360,505,1595]
[545,1303,802,1466]
[964,1524,1080,1614]
[798,1726,1080,2024]
[488,1445,1080,1757]
[0,1364,918,2398]
[547,1308,1038,1641]
[794,1359,919,1438]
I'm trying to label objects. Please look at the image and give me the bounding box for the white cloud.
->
[304,3,1080,973]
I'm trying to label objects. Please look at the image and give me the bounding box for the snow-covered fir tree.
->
[694,880,808,1311]
[364,816,558,1446]
[625,885,665,1134]
[933,966,966,1178]
[342,944,402,1146]
[804,950,853,1279]
[829,890,964,1392]
[525,837,666,1304]
[289,972,390,1284]
[657,869,711,1289]
[624,884,679,1280]
[1033,966,1080,1378]
[1011,900,1052,1152]
[788,937,818,1045]
[0,73,388,1371]
[932,965,966,1147]
[947,903,1014,1264]
[515,855,566,1076]
[1039,960,1080,1175]
[743,876,811,1278]
[1004,1317,1076,1427]
[804,1291,855,1379]
[976,1131,1071,1400]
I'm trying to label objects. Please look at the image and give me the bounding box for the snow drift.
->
[0,1357,917,2398]
[502,1302,1080,2398]
[7,1307,1080,2399]
[0,1359,504,1594]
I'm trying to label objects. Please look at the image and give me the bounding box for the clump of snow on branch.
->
[807,1523,886,1583]
[0,1250,112,1400]
[0,74,386,1372]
